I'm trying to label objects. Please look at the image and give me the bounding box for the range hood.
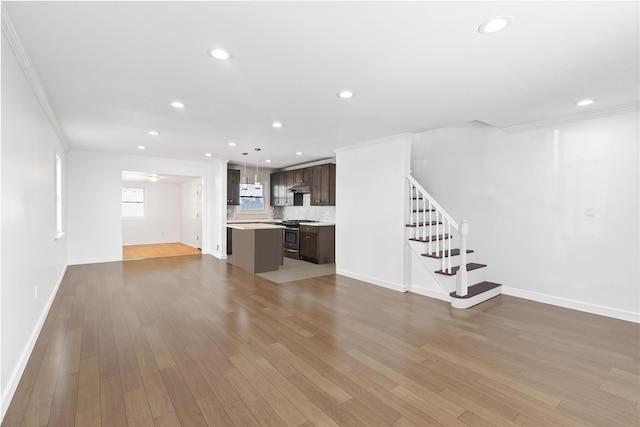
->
[287,184,311,193]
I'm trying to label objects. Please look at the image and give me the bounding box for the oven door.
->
[283,228,299,249]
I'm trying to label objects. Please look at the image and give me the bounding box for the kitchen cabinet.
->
[270,171,296,207]
[227,169,240,205]
[294,168,310,185]
[310,164,336,206]
[300,225,335,264]
[271,164,335,207]
[270,172,283,206]
[285,170,295,206]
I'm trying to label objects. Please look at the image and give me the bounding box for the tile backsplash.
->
[228,201,336,223]
[275,205,336,222]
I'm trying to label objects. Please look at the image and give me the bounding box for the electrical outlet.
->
[35,285,38,299]
[216,244,220,250]
[586,207,594,217]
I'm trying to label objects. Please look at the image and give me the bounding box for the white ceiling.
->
[4,1,639,169]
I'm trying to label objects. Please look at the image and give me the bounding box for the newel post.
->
[456,220,469,296]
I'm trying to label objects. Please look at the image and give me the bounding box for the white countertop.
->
[227,223,285,230]
[300,222,335,227]
[227,219,283,224]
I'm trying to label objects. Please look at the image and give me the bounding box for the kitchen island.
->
[226,223,285,273]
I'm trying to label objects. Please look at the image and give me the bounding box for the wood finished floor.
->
[4,255,639,426]
[122,243,201,260]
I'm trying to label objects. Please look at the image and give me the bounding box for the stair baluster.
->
[428,200,433,255]
[436,211,440,257]
[447,222,452,273]
[409,182,414,238]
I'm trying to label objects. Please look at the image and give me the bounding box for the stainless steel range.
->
[282,220,316,259]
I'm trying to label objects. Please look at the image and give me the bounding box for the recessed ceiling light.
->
[228,141,236,146]
[296,152,303,155]
[205,153,213,157]
[147,175,160,182]
[478,15,513,35]
[209,48,231,60]
[265,159,272,163]
[272,122,283,128]
[170,101,185,108]
[576,99,596,107]
[137,145,146,150]
[338,90,354,99]
[147,131,160,136]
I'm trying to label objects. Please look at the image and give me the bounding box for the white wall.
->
[67,151,223,264]
[335,134,412,291]
[1,35,68,418]
[411,113,639,321]
[180,177,202,249]
[212,159,227,257]
[122,182,181,246]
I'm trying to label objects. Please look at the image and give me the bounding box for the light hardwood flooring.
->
[4,255,639,426]
[123,242,201,260]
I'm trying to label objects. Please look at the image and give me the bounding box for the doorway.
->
[121,171,204,259]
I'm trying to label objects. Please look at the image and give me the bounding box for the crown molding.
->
[502,103,640,134]
[1,3,70,151]
[333,132,415,153]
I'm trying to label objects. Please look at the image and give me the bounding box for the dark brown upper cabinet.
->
[227,169,240,205]
[310,164,336,206]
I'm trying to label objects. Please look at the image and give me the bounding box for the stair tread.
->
[406,221,442,227]
[450,281,501,299]
[435,262,486,276]
[422,249,474,259]
[409,234,452,242]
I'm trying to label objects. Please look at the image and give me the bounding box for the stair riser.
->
[451,286,502,309]
[422,252,475,265]
[409,212,455,225]
[435,268,487,293]
[408,241,476,265]
[408,226,453,240]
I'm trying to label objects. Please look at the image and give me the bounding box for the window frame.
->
[122,186,146,218]
[238,183,265,211]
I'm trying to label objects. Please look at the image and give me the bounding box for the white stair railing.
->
[407,175,468,296]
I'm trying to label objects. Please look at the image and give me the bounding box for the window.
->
[239,183,264,211]
[122,187,145,217]
[55,154,64,237]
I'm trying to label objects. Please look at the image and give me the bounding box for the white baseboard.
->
[68,256,122,265]
[1,265,68,421]
[502,286,640,324]
[336,269,408,292]
[408,284,450,302]
[208,251,226,260]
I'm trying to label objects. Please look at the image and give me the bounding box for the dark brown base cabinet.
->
[300,225,335,264]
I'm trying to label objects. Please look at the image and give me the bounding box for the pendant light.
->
[241,152,249,189]
[254,148,261,186]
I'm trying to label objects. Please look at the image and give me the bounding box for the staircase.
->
[407,175,502,308]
